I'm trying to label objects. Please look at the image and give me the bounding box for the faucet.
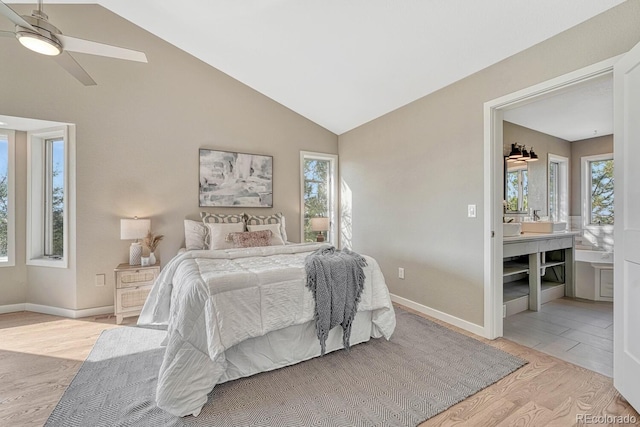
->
[533,209,541,221]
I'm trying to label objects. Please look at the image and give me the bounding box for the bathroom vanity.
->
[503,231,579,316]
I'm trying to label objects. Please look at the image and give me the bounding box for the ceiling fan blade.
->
[52,51,97,86]
[0,1,36,31]
[0,30,15,37]
[57,34,147,63]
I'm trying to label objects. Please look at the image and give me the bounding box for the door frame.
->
[483,55,620,339]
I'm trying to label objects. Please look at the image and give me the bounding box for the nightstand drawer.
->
[116,267,159,289]
[116,285,153,313]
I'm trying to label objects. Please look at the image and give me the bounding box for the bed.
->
[138,240,396,418]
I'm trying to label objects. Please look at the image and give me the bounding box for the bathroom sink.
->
[503,222,522,237]
[520,221,567,233]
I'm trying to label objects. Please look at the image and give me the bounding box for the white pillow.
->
[206,222,245,250]
[247,224,285,246]
[184,220,208,250]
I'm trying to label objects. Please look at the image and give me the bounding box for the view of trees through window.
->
[590,159,614,225]
[47,139,65,257]
[303,158,330,243]
[506,169,528,212]
[0,136,8,259]
[549,161,559,222]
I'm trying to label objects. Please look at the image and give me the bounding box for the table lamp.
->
[120,217,150,265]
[310,217,330,242]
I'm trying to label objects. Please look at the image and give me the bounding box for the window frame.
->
[300,151,338,245]
[505,161,528,213]
[0,130,16,267]
[27,126,70,268]
[548,153,569,223]
[581,152,614,228]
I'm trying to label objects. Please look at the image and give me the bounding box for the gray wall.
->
[503,122,571,216]
[570,135,614,216]
[339,1,640,326]
[0,5,337,310]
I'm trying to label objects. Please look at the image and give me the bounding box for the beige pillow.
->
[184,220,208,250]
[247,224,285,246]
[205,222,245,250]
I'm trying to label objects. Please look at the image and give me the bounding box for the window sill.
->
[27,257,67,269]
[0,257,15,268]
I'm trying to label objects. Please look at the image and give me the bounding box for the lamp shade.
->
[310,217,330,232]
[120,218,150,240]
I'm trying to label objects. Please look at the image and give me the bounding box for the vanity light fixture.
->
[525,147,539,162]
[508,143,523,159]
[520,146,530,160]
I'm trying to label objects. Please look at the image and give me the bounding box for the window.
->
[300,152,338,244]
[27,126,71,267]
[506,165,528,212]
[582,154,614,225]
[0,130,15,266]
[45,137,65,257]
[548,154,569,223]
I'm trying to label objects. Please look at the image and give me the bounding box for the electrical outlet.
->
[398,267,405,279]
[467,204,477,218]
[95,274,105,287]
[503,304,507,318]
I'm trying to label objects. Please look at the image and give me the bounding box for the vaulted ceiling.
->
[5,1,626,134]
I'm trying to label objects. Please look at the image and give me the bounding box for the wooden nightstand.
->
[114,263,160,324]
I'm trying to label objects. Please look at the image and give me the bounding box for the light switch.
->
[468,204,477,218]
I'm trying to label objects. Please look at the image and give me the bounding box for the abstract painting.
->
[199,149,273,207]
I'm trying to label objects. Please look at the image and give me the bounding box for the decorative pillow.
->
[228,230,272,248]
[184,219,208,250]
[200,212,245,224]
[205,222,245,250]
[201,212,245,247]
[247,224,285,246]
[244,213,287,243]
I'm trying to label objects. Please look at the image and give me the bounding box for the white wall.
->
[0,5,337,311]
[339,1,640,326]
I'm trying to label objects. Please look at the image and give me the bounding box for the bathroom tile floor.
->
[503,297,613,377]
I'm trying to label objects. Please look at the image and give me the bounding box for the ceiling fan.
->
[0,0,147,85]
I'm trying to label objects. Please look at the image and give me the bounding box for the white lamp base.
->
[129,242,142,265]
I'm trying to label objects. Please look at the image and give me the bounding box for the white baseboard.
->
[0,303,27,315]
[24,303,114,319]
[390,293,486,338]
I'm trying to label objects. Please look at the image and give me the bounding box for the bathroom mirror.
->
[504,158,529,213]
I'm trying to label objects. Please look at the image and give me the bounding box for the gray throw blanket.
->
[305,246,367,355]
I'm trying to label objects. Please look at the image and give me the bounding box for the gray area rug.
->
[45,309,526,426]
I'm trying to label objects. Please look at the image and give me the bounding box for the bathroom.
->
[500,74,615,377]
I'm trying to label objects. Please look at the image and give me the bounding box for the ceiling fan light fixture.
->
[16,29,61,56]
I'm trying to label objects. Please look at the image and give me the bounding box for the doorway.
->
[483,56,619,343]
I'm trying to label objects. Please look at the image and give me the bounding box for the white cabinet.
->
[114,263,160,324]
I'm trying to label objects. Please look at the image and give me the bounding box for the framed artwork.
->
[199,149,273,207]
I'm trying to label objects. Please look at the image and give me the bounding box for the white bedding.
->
[138,243,396,417]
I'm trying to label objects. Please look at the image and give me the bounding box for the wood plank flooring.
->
[503,298,613,377]
[0,307,637,427]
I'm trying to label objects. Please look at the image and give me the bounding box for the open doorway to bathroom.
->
[499,73,614,377]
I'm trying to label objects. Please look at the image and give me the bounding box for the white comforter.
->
[138,243,396,417]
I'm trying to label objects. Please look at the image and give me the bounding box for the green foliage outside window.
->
[590,159,614,225]
[303,159,329,242]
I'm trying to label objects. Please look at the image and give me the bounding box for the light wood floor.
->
[504,298,613,377]
[0,308,637,427]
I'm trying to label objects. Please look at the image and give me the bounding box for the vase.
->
[149,251,156,265]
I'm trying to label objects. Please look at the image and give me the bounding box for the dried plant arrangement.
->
[143,231,164,252]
